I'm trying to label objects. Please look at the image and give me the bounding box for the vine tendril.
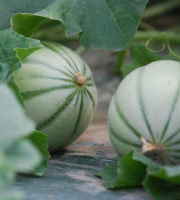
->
[145,32,180,60]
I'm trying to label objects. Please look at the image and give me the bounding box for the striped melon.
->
[14,42,97,152]
[109,60,180,164]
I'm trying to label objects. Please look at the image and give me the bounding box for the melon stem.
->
[141,137,169,165]
[140,136,163,154]
[74,73,87,87]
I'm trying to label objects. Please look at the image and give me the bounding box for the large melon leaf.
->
[11,0,149,51]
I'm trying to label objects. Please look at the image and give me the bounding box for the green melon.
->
[109,60,180,164]
[14,42,97,152]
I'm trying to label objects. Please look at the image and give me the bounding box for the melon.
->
[14,42,97,152]
[109,60,180,164]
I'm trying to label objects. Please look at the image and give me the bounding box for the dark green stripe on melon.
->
[87,77,93,81]
[86,77,95,86]
[109,126,141,148]
[37,90,78,130]
[162,128,180,146]
[136,69,156,143]
[86,83,95,87]
[159,154,175,165]
[166,139,180,147]
[167,148,180,153]
[22,85,75,100]
[82,62,87,77]
[160,82,180,143]
[28,74,75,83]
[42,42,79,73]
[23,60,73,79]
[75,91,81,106]
[84,88,96,110]
[60,91,84,148]
[57,45,79,73]
[114,96,141,139]
[167,153,180,161]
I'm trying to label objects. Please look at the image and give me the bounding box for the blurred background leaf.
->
[0,0,55,30]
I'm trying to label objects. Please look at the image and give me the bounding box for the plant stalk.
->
[134,31,180,44]
[113,50,126,75]
[142,0,180,20]
[75,46,86,55]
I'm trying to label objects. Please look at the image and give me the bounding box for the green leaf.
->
[4,140,41,173]
[0,84,35,150]
[130,45,162,65]
[0,28,43,103]
[121,61,139,77]
[131,150,160,173]
[115,151,147,187]
[0,84,44,188]
[143,164,180,199]
[11,0,149,51]
[28,131,50,176]
[97,149,180,200]
[143,175,180,200]
[96,164,118,189]
[0,28,43,82]
[0,0,55,30]
[122,44,161,77]
[97,151,155,189]
[0,152,15,188]
[151,165,180,185]
[0,189,24,200]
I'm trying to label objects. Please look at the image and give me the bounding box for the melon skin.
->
[14,42,97,152]
[109,60,180,164]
